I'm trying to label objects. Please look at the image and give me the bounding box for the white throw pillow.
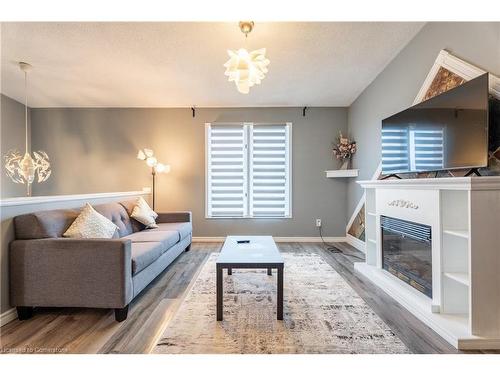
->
[63,203,119,239]
[130,197,158,229]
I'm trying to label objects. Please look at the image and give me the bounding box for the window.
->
[206,122,291,218]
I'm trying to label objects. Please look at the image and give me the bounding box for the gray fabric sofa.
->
[9,200,192,322]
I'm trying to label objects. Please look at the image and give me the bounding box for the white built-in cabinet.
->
[356,177,500,350]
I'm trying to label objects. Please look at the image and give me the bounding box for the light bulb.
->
[146,157,157,167]
[20,152,36,184]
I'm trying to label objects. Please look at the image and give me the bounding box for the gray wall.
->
[31,107,348,237]
[1,94,31,198]
[347,22,500,218]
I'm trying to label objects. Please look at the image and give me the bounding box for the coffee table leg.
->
[277,265,283,320]
[228,267,232,275]
[267,268,272,276]
[216,265,223,321]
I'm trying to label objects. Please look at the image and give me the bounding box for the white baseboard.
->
[346,234,366,253]
[192,237,226,242]
[192,236,347,243]
[0,307,17,327]
[274,237,346,243]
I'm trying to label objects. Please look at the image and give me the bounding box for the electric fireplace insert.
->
[381,216,432,298]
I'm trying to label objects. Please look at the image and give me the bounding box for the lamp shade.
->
[154,163,171,174]
[224,48,270,94]
[137,149,146,160]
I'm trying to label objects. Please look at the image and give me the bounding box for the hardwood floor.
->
[0,242,493,354]
[0,243,217,354]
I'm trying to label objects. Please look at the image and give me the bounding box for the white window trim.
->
[205,122,292,219]
[205,123,212,218]
[285,123,292,217]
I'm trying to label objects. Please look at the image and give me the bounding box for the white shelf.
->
[367,238,377,244]
[444,272,470,286]
[325,169,359,178]
[443,229,469,239]
[354,263,473,349]
[367,212,376,216]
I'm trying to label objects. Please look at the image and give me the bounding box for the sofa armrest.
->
[10,238,133,309]
[156,211,192,223]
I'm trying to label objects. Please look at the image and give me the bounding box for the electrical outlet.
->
[316,219,322,227]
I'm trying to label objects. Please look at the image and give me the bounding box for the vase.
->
[339,159,350,170]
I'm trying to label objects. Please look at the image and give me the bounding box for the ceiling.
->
[1,22,424,108]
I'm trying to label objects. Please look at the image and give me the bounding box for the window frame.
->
[205,122,292,219]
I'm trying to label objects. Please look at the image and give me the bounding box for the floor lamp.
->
[137,148,170,210]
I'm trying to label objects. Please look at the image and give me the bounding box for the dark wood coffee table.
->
[216,236,284,321]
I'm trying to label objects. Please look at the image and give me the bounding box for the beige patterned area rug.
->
[153,252,410,354]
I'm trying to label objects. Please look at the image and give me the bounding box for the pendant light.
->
[3,62,51,196]
[224,21,270,94]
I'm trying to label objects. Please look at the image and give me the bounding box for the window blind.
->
[206,123,291,218]
[249,124,290,217]
[206,124,248,217]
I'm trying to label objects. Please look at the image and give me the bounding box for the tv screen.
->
[381,73,489,175]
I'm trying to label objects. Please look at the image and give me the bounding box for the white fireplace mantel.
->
[357,176,500,191]
[355,176,500,350]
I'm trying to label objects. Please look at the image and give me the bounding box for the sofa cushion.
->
[119,200,146,233]
[63,203,119,239]
[146,222,192,240]
[14,209,80,239]
[124,230,180,250]
[93,202,134,238]
[130,197,159,229]
[131,242,164,275]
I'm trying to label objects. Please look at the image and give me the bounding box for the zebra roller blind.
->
[206,123,291,218]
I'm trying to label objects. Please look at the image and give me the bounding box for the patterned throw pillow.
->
[63,203,119,239]
[130,197,158,229]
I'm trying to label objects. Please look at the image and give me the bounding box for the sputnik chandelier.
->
[4,62,51,196]
[224,21,270,94]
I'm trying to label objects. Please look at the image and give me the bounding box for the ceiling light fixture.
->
[4,62,51,196]
[224,21,270,94]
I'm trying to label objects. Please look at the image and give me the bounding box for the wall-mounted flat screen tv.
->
[381,73,489,175]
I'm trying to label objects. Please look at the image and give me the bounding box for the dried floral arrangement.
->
[332,131,357,162]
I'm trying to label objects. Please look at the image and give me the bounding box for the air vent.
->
[381,216,431,243]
